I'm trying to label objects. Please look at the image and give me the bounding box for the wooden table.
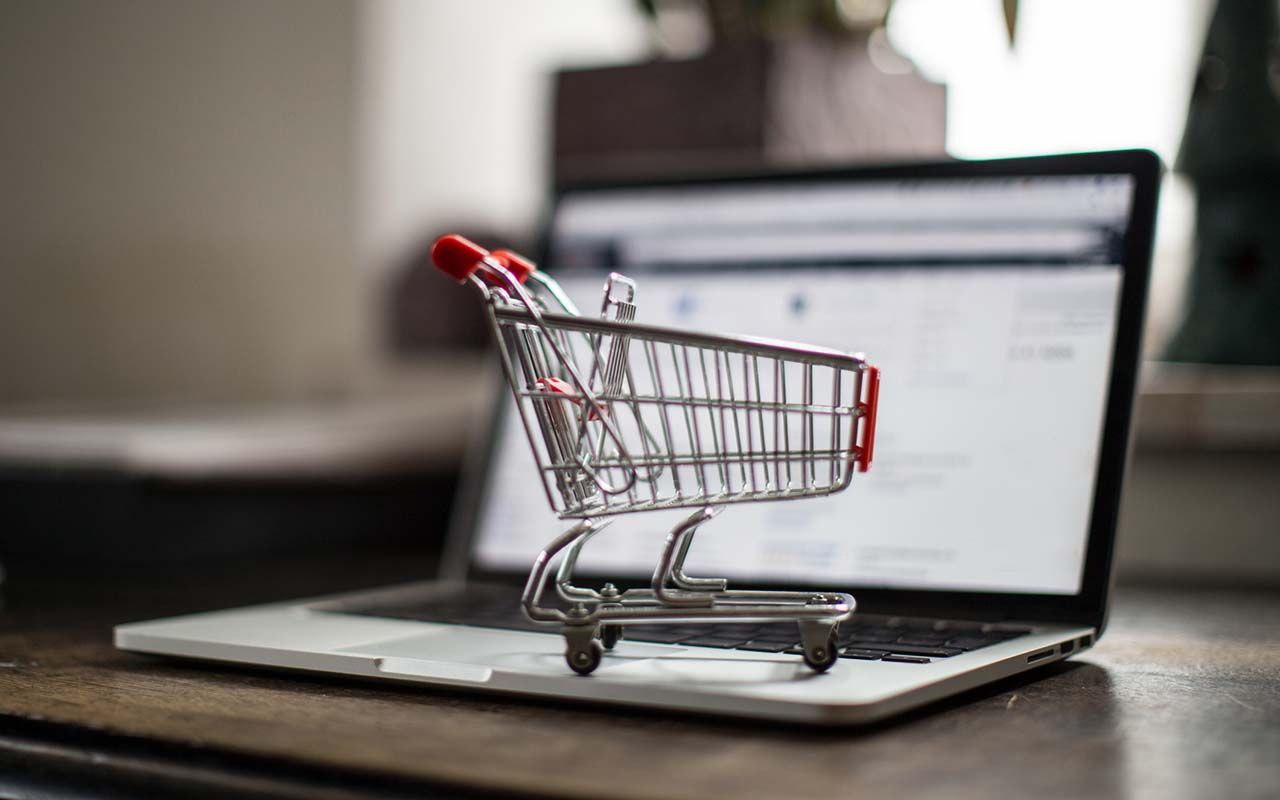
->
[2,550,1277,799]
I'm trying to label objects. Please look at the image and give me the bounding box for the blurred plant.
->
[1166,0,1280,365]
[636,0,1019,53]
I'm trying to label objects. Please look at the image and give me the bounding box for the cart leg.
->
[554,521,610,605]
[652,507,723,607]
[669,517,729,593]
[522,519,602,623]
[798,615,840,672]
[552,525,626,649]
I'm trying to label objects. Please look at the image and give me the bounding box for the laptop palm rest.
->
[340,628,679,678]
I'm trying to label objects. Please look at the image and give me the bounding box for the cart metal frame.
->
[432,235,880,675]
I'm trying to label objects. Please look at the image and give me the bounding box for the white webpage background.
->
[473,264,1121,595]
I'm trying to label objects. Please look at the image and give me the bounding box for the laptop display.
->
[471,170,1136,597]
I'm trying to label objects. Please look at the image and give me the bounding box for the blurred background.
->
[1,0,1276,583]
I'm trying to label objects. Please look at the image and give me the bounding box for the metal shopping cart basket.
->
[432,234,881,676]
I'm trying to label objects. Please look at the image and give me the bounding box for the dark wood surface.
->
[1,551,1278,799]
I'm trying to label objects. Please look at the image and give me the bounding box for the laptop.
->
[116,150,1161,725]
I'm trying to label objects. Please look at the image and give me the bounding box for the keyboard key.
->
[844,639,902,651]
[886,644,962,658]
[882,654,931,664]
[894,634,951,647]
[750,635,803,645]
[842,628,898,643]
[840,648,886,660]
[670,625,718,637]
[944,635,999,651]
[626,630,691,644]
[887,618,940,631]
[704,625,764,639]
[752,623,800,640]
[682,635,751,649]
[738,641,796,653]
[983,626,1033,637]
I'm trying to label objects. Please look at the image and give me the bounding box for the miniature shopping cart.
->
[431,234,880,676]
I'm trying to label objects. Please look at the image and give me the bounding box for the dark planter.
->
[553,37,946,182]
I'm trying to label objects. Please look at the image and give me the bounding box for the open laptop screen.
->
[471,172,1135,596]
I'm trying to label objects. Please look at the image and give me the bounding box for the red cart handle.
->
[855,365,880,473]
[491,249,536,284]
[430,234,537,285]
[431,234,489,282]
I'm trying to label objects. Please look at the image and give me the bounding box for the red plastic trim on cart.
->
[856,365,880,473]
[431,234,489,283]
[429,234,539,288]
[491,249,537,284]
[537,376,575,397]
[536,376,611,420]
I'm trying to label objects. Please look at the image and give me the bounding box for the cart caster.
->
[802,633,839,672]
[567,641,603,676]
[600,623,622,650]
[799,618,840,672]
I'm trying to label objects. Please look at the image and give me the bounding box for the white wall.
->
[0,0,362,407]
[354,0,647,375]
[0,1,648,407]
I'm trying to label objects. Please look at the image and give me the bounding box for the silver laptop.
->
[116,150,1161,725]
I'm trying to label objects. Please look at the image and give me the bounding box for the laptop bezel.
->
[444,149,1161,634]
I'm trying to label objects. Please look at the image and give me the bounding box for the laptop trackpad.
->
[341,628,678,677]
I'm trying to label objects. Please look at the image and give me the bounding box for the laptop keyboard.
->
[344,586,1032,664]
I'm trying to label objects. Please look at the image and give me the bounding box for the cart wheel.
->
[802,632,839,672]
[601,624,622,650]
[567,641,604,676]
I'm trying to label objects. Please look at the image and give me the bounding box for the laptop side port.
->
[1060,639,1075,654]
[1027,648,1057,663]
